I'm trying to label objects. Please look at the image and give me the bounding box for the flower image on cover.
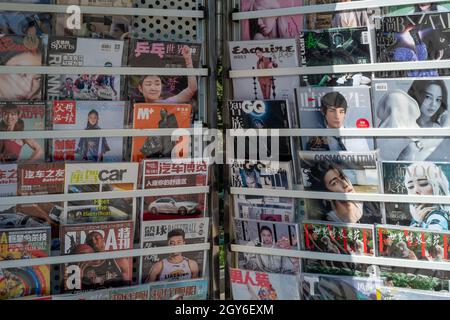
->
[142,159,208,221]
[375,12,450,78]
[0,12,52,36]
[377,225,450,262]
[148,278,208,300]
[131,103,192,162]
[382,161,450,230]
[372,78,450,161]
[60,221,134,292]
[0,226,51,300]
[234,195,296,222]
[303,221,375,256]
[109,284,150,300]
[139,218,209,284]
[230,161,293,189]
[240,0,303,40]
[295,86,374,151]
[228,39,299,104]
[51,101,126,162]
[63,162,138,224]
[376,286,450,300]
[229,268,300,300]
[46,36,124,100]
[301,273,384,300]
[385,2,450,16]
[0,101,45,163]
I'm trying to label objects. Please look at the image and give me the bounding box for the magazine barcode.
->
[375,83,388,91]
[101,43,112,52]
[21,186,32,191]
[361,31,369,45]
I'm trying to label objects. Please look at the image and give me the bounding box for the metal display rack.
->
[222,0,450,300]
[0,0,220,300]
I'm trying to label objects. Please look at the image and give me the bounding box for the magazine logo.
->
[50,38,77,53]
[241,101,266,115]
[137,107,155,120]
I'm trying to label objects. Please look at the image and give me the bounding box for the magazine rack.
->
[0,0,221,300]
[222,0,450,299]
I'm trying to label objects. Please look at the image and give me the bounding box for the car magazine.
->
[228,38,300,104]
[230,160,293,189]
[46,36,124,100]
[51,100,127,162]
[141,159,208,221]
[295,86,374,151]
[148,278,208,300]
[234,195,296,223]
[60,220,134,292]
[229,268,300,300]
[239,0,303,40]
[0,101,45,163]
[0,226,51,300]
[139,218,209,284]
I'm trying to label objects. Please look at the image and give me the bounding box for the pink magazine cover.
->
[240,0,303,40]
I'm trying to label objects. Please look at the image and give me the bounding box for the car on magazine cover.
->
[148,197,200,215]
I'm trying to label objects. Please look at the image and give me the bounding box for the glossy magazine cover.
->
[376,286,450,300]
[56,0,133,6]
[0,12,52,36]
[51,101,126,162]
[109,284,150,300]
[149,278,208,300]
[234,195,296,222]
[384,3,450,16]
[230,161,293,189]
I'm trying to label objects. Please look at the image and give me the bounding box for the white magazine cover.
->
[234,195,296,223]
[230,268,300,300]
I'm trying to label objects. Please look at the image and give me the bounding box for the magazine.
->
[0,12,52,36]
[372,78,450,161]
[230,160,293,189]
[382,161,450,229]
[375,12,450,78]
[384,3,450,15]
[141,159,208,221]
[240,0,303,40]
[0,226,51,300]
[51,100,126,162]
[131,103,192,162]
[301,273,383,300]
[57,0,133,6]
[63,162,138,224]
[60,220,134,292]
[139,218,209,283]
[0,101,45,163]
[52,289,110,300]
[376,286,450,300]
[295,86,374,151]
[303,220,375,256]
[0,163,17,196]
[230,268,300,300]
[46,36,124,100]
[148,278,208,300]
[234,195,296,223]
[228,38,300,104]
[109,284,150,300]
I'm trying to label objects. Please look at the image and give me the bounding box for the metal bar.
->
[229,187,450,204]
[0,3,204,18]
[232,0,446,20]
[0,186,209,205]
[229,60,450,78]
[0,243,210,269]
[231,244,450,271]
[0,66,208,76]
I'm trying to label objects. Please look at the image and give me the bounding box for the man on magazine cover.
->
[146,229,199,282]
[306,91,371,152]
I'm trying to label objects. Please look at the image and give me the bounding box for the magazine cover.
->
[301,273,384,300]
[46,36,124,100]
[109,284,150,300]
[56,0,133,5]
[372,78,450,161]
[51,100,126,162]
[295,86,374,151]
[229,268,300,300]
[237,252,300,275]
[141,159,208,221]
[52,289,110,300]
[63,162,138,224]
[375,12,450,78]
[240,0,303,40]
[303,220,375,256]
[148,278,208,300]
[229,39,299,103]
[0,163,17,197]
[228,100,292,161]
[131,103,192,162]
[376,286,450,300]
[0,35,44,101]
[0,12,52,36]
[0,226,51,300]
[60,220,134,292]
[385,2,450,15]
[377,224,450,262]
[0,101,45,163]
[382,161,450,229]
[139,218,209,283]
[234,195,296,222]
[230,161,293,189]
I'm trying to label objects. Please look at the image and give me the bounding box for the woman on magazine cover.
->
[331,0,369,28]
[404,162,450,231]
[137,45,197,103]
[0,35,43,100]
[0,104,43,163]
[76,109,111,162]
